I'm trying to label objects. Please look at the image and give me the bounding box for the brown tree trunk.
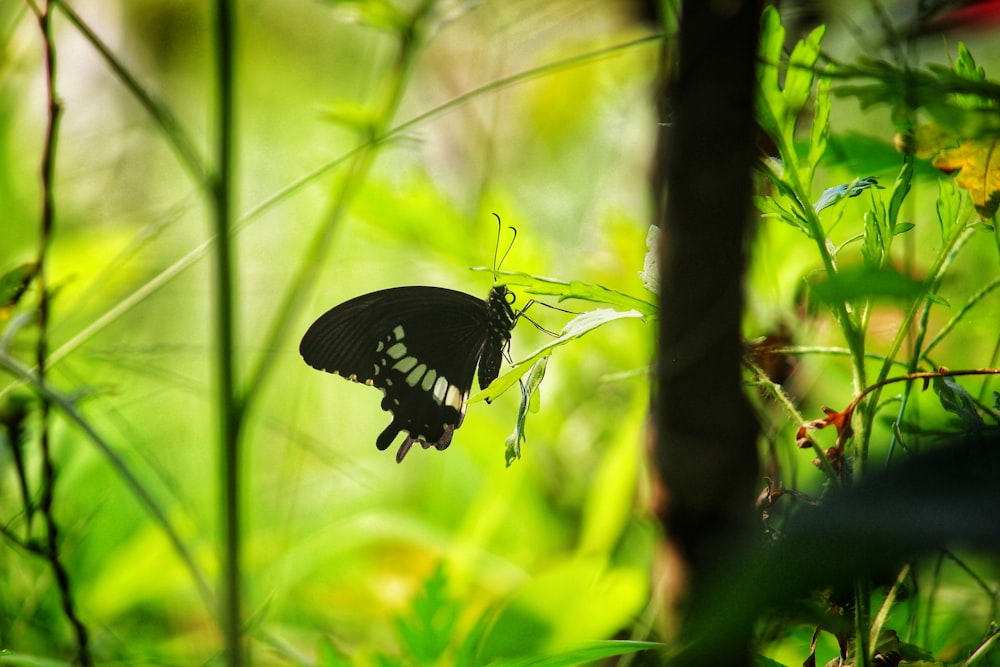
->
[651,1,763,663]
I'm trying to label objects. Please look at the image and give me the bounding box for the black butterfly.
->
[300,284,517,462]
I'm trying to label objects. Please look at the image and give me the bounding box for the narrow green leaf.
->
[887,156,913,233]
[893,222,915,236]
[862,208,885,268]
[784,24,825,117]
[485,270,656,316]
[756,194,810,234]
[810,265,925,306]
[756,6,787,142]
[936,177,964,241]
[808,76,831,173]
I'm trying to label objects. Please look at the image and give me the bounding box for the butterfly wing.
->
[300,286,500,461]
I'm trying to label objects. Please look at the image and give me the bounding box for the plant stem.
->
[858,221,977,465]
[27,1,93,663]
[210,0,242,665]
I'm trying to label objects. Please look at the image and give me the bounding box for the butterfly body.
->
[300,285,516,462]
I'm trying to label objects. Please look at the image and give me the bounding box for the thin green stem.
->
[859,222,978,466]
[210,0,243,664]
[26,1,94,663]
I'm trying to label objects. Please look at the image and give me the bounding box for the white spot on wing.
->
[386,342,407,360]
[392,356,418,373]
[406,363,427,387]
[445,385,464,412]
[432,376,448,405]
[421,369,437,391]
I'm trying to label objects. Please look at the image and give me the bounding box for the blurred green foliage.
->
[1,1,999,666]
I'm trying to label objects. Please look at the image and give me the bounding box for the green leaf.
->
[813,176,882,213]
[893,222,916,236]
[755,194,810,235]
[862,206,886,268]
[936,176,964,240]
[810,265,925,306]
[933,376,985,428]
[486,270,656,317]
[784,23,826,118]
[756,6,787,144]
[485,640,663,667]
[471,309,646,404]
[0,263,38,309]
[887,156,913,233]
[392,564,461,663]
[808,75,831,172]
[505,356,548,466]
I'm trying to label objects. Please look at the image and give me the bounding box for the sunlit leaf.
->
[505,356,548,466]
[808,76,831,170]
[487,270,656,316]
[784,23,826,117]
[932,138,1000,218]
[471,309,646,404]
[756,7,787,144]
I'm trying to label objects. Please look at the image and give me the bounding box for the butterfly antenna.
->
[491,213,517,278]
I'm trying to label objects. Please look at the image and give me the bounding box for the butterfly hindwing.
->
[300,285,515,461]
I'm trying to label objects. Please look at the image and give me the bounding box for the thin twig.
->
[28,0,93,663]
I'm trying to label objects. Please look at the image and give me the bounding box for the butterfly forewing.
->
[300,286,515,462]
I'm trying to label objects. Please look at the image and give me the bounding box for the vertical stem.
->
[30,1,93,664]
[211,0,242,665]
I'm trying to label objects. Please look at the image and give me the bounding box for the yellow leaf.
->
[932,139,1000,218]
